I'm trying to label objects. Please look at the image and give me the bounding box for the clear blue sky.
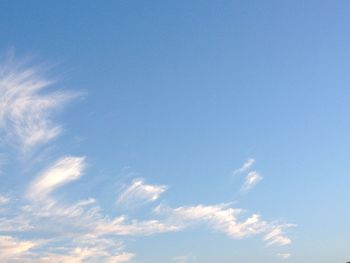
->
[0,1,349,262]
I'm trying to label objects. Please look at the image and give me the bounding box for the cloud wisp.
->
[241,171,263,192]
[117,178,167,208]
[233,158,255,175]
[28,156,85,201]
[0,58,79,150]
[155,204,293,247]
[0,235,37,262]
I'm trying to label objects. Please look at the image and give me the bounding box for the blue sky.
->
[0,1,349,262]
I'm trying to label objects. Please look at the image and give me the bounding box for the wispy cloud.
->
[28,156,85,201]
[264,225,294,246]
[0,57,79,150]
[32,242,134,263]
[117,178,167,208]
[0,235,37,261]
[277,253,291,259]
[156,204,293,246]
[241,171,263,192]
[233,158,255,175]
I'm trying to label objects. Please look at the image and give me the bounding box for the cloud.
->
[0,57,79,149]
[233,158,255,175]
[0,234,134,263]
[94,216,180,236]
[0,195,9,205]
[277,253,291,259]
[156,204,293,246]
[28,156,85,200]
[264,225,294,246]
[117,178,167,207]
[0,216,32,232]
[33,245,134,263]
[241,171,263,192]
[0,235,37,261]
[105,253,134,263]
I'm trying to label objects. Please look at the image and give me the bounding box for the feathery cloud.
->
[264,225,293,246]
[28,156,85,200]
[0,235,37,261]
[241,171,263,192]
[156,204,293,246]
[0,58,79,149]
[117,178,167,207]
[233,158,255,175]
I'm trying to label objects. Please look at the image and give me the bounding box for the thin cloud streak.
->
[28,156,85,201]
[117,178,167,208]
[241,171,263,192]
[233,158,255,175]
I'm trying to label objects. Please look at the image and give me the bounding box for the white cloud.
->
[0,58,79,149]
[241,171,263,192]
[233,158,255,175]
[28,156,85,200]
[117,178,167,207]
[157,204,266,239]
[156,204,293,246]
[264,225,293,246]
[0,235,37,261]
[277,253,291,259]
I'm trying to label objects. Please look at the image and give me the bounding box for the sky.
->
[0,0,350,262]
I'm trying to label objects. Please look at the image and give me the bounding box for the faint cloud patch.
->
[277,253,291,259]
